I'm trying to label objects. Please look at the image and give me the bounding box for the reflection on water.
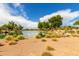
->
[22,31,39,38]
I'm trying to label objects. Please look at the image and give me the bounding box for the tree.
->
[38,22,43,30]
[48,15,62,29]
[74,20,79,25]
[38,22,49,30]
[0,21,23,35]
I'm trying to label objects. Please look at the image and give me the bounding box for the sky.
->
[0,3,79,29]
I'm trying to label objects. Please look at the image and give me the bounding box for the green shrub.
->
[0,34,5,39]
[36,35,42,39]
[38,32,46,37]
[5,35,14,41]
[42,52,53,56]
[14,38,19,42]
[16,35,25,40]
[9,31,16,35]
[47,46,55,51]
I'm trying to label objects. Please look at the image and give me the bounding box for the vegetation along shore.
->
[0,15,79,56]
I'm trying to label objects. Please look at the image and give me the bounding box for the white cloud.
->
[0,4,79,29]
[40,9,79,26]
[0,4,38,29]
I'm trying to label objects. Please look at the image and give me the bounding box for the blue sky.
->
[6,3,79,22]
[23,3,79,21]
[0,3,79,29]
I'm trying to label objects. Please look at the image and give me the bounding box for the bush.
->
[45,34,51,38]
[14,38,19,42]
[52,38,58,41]
[77,30,79,34]
[52,34,61,38]
[47,46,55,51]
[41,52,53,56]
[5,35,14,41]
[16,35,25,40]
[41,39,46,42]
[36,35,42,39]
[0,34,5,39]
[68,30,75,34]
[38,32,46,37]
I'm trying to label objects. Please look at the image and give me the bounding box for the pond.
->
[22,31,39,38]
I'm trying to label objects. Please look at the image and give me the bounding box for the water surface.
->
[22,31,39,38]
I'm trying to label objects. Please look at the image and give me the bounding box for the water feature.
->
[22,31,39,38]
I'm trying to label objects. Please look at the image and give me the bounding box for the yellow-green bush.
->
[5,35,14,41]
[45,34,52,38]
[36,35,42,39]
[16,35,25,40]
[51,33,61,38]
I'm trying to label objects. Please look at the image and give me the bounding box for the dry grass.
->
[41,39,47,42]
[41,52,53,56]
[47,46,55,51]
[52,38,58,41]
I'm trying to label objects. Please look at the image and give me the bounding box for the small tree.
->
[48,15,62,29]
[38,22,49,30]
[74,20,79,25]
[38,22,43,30]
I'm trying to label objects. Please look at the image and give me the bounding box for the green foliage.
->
[38,32,46,37]
[36,35,42,39]
[0,21,24,39]
[16,35,25,40]
[74,20,79,25]
[42,52,53,56]
[38,15,62,30]
[0,34,5,39]
[5,35,14,41]
[38,22,49,30]
[48,15,62,29]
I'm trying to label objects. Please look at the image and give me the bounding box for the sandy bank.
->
[0,37,79,56]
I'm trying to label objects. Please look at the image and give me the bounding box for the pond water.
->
[22,31,39,38]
